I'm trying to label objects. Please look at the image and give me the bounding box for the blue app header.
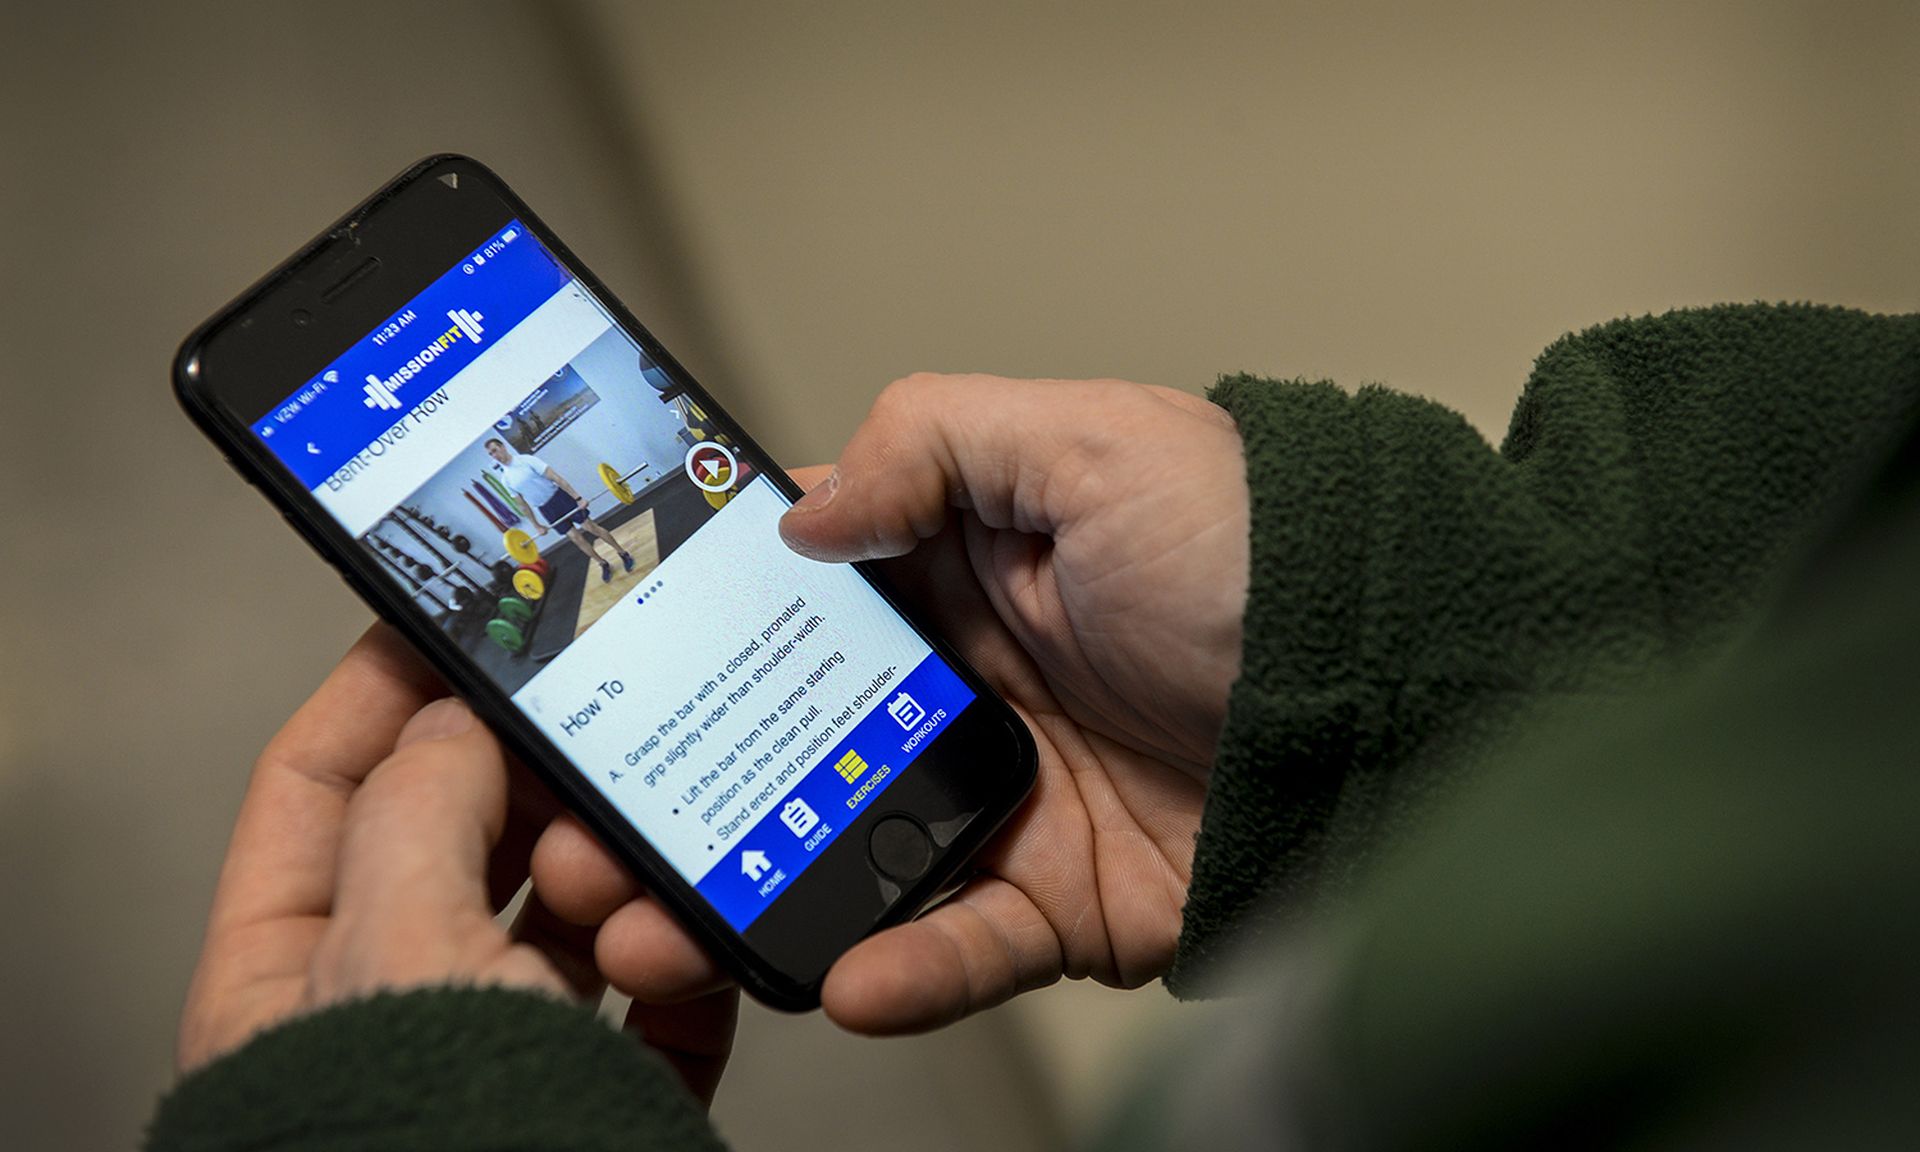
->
[253,221,568,489]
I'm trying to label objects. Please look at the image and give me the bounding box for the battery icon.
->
[502,228,519,243]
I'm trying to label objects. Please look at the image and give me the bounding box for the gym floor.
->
[457,476,722,692]
[3,4,1914,1150]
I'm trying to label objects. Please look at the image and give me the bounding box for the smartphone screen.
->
[245,219,978,933]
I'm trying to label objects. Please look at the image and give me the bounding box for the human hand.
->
[177,625,737,1103]
[532,374,1248,1033]
[784,373,1249,771]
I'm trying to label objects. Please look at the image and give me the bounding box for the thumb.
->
[778,373,1103,562]
[332,698,508,930]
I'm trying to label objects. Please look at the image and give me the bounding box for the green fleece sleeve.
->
[1169,303,1919,991]
[146,988,728,1152]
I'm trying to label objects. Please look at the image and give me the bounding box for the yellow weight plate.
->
[704,488,732,510]
[512,569,546,600]
[598,461,635,504]
[503,528,540,565]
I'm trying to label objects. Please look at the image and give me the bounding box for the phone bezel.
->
[173,154,1037,1009]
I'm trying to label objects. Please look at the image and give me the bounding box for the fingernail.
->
[396,697,474,748]
[787,468,839,514]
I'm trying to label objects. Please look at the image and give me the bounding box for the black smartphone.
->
[176,154,1036,1008]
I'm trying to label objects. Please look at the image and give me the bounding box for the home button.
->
[868,815,933,882]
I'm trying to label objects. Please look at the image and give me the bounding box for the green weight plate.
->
[486,617,526,651]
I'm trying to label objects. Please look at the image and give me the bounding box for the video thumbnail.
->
[354,327,752,693]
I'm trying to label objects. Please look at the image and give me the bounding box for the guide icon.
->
[780,798,819,837]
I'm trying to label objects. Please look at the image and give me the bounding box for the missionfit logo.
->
[362,308,486,411]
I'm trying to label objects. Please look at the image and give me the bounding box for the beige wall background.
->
[588,0,1920,450]
[1,2,1914,1149]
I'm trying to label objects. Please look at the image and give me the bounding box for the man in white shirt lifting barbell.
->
[486,438,635,582]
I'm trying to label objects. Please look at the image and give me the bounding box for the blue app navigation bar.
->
[695,653,976,931]
[253,220,569,489]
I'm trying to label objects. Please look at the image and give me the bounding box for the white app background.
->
[512,478,932,883]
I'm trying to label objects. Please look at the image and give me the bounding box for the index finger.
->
[204,622,445,938]
[776,374,1106,562]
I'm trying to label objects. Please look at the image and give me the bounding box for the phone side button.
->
[222,456,251,486]
[281,512,329,558]
[281,514,365,595]
[334,563,379,601]
[867,815,934,882]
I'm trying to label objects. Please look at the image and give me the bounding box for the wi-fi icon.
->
[323,370,339,384]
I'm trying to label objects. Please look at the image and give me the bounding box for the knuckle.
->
[871,375,927,419]
[364,746,447,803]
[874,371,967,415]
[889,369,945,391]
[252,743,356,800]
